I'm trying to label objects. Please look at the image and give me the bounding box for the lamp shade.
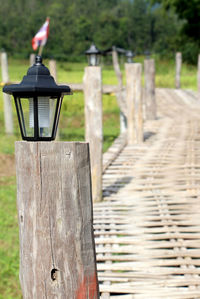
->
[3,56,72,141]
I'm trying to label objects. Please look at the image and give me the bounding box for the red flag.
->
[32,18,49,51]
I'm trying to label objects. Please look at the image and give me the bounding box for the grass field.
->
[0,55,198,298]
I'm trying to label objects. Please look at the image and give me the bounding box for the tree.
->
[152,0,200,63]
[0,0,182,61]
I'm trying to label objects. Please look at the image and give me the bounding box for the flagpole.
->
[38,45,44,56]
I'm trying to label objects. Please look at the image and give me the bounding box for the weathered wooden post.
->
[3,55,99,298]
[112,48,127,133]
[84,44,103,203]
[125,63,143,144]
[49,59,57,82]
[197,54,200,99]
[175,52,182,89]
[49,59,60,139]
[144,58,156,120]
[16,142,99,298]
[83,66,103,202]
[1,52,13,134]
[30,53,35,66]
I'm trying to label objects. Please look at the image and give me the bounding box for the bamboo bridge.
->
[94,88,200,299]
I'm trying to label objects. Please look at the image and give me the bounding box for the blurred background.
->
[0,0,199,63]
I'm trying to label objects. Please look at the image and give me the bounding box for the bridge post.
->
[198,54,200,99]
[83,66,103,202]
[30,53,36,66]
[49,59,60,140]
[49,59,57,82]
[1,52,13,134]
[175,52,182,89]
[125,63,143,144]
[15,141,99,298]
[112,49,127,133]
[144,59,156,120]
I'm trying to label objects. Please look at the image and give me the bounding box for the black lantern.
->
[3,56,71,141]
[85,43,101,66]
[126,50,135,63]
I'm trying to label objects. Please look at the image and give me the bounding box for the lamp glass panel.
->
[90,54,97,66]
[38,97,57,138]
[16,97,34,137]
[16,97,58,138]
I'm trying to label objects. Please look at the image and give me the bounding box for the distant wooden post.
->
[112,49,127,133]
[15,141,99,298]
[175,52,182,89]
[144,59,156,120]
[49,59,60,139]
[125,63,143,144]
[83,66,103,202]
[197,54,200,99]
[49,59,57,82]
[1,52,13,134]
[30,53,35,66]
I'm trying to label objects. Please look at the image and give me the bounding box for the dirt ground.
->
[0,154,15,178]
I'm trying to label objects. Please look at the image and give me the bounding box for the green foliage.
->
[0,0,183,60]
[152,0,200,63]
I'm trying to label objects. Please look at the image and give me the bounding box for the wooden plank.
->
[15,141,99,298]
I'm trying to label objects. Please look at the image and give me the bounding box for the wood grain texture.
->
[175,52,182,89]
[83,66,103,202]
[144,59,156,120]
[15,141,99,299]
[1,52,13,134]
[125,63,143,145]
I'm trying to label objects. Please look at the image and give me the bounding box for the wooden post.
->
[125,63,143,144]
[112,49,127,133]
[49,59,60,140]
[49,59,57,82]
[1,52,13,134]
[144,59,156,120]
[30,53,35,66]
[15,141,99,299]
[175,52,182,89]
[83,66,103,202]
[197,54,200,99]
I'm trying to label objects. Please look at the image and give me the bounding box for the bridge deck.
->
[94,88,200,298]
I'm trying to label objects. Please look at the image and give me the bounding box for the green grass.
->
[0,56,198,298]
[0,177,21,299]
